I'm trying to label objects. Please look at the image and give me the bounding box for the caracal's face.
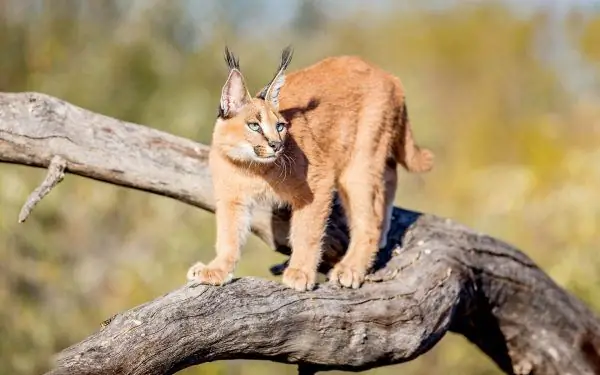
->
[214,98,288,164]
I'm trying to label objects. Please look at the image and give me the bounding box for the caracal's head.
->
[212,46,293,164]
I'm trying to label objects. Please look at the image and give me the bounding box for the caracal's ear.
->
[257,46,293,110]
[219,47,251,118]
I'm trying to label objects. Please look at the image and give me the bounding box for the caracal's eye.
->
[247,122,261,132]
[276,123,285,133]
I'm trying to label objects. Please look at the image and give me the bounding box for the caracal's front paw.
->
[282,267,316,292]
[329,262,365,289]
[186,261,233,286]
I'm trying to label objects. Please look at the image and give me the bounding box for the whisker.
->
[282,155,288,182]
[283,154,293,182]
[286,154,296,173]
[276,158,284,180]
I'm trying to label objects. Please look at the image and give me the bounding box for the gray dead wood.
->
[18,154,67,222]
[1,92,599,375]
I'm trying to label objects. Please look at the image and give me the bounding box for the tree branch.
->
[18,154,67,222]
[1,92,599,375]
[0,91,346,264]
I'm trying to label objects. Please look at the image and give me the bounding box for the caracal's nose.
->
[268,140,282,152]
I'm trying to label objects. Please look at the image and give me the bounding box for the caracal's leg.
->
[187,195,251,285]
[282,173,334,292]
[378,161,398,249]
[330,155,387,289]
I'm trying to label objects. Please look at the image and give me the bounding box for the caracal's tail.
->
[394,102,434,173]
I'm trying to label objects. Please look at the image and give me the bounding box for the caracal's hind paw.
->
[186,261,233,286]
[329,262,365,289]
[282,267,316,292]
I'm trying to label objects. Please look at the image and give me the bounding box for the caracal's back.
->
[279,55,432,174]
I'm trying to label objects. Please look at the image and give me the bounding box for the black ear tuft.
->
[257,45,294,100]
[278,45,293,72]
[224,46,240,71]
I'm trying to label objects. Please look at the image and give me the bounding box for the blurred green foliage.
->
[1,1,599,374]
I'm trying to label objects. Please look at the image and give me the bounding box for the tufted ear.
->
[220,70,251,117]
[219,47,251,118]
[257,46,293,110]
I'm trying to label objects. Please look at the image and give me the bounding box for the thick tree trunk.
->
[1,92,599,375]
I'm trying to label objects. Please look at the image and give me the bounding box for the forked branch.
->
[1,92,599,375]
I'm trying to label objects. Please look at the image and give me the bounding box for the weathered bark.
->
[1,92,599,375]
[0,91,345,266]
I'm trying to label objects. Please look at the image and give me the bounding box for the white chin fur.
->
[226,144,277,164]
[252,155,278,163]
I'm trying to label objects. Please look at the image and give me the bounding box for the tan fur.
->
[187,49,433,291]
